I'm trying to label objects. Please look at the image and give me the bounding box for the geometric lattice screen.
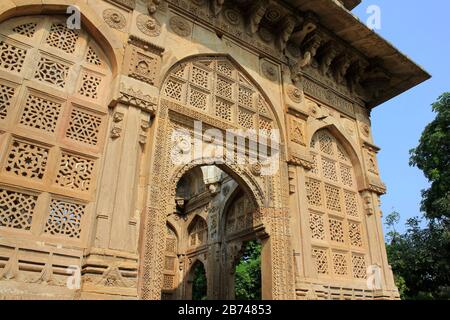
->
[306,130,368,280]
[0,16,111,244]
[162,57,276,135]
[162,224,178,300]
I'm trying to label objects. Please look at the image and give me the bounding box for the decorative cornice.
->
[301,75,356,117]
[287,154,314,170]
[362,140,381,152]
[166,0,285,60]
[161,0,428,110]
[363,183,387,195]
[117,83,158,114]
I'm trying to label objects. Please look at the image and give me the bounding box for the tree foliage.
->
[192,262,207,300]
[384,93,450,300]
[385,213,450,299]
[410,93,450,222]
[234,240,262,300]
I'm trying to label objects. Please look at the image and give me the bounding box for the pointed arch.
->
[160,54,285,143]
[308,123,365,190]
[221,187,257,239]
[170,161,266,210]
[187,215,208,249]
[0,13,114,245]
[306,128,370,281]
[0,1,122,76]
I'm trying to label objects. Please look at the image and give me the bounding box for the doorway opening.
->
[191,261,207,300]
[162,164,268,299]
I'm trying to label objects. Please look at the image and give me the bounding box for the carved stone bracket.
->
[248,0,269,34]
[128,35,165,55]
[289,12,318,47]
[147,0,162,16]
[366,183,387,195]
[277,15,297,51]
[211,0,225,16]
[291,33,323,83]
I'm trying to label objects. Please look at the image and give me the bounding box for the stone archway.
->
[219,188,265,300]
[139,54,295,300]
[157,163,268,300]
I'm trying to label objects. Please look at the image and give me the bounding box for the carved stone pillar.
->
[92,81,157,253]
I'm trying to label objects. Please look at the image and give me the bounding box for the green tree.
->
[192,262,207,300]
[234,240,262,300]
[410,93,450,223]
[384,93,450,299]
[384,214,450,299]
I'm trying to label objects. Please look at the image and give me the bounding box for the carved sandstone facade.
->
[0,0,429,300]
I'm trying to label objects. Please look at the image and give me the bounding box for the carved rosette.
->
[261,61,278,81]
[286,85,303,103]
[103,9,127,30]
[258,27,274,43]
[361,123,371,138]
[223,9,241,26]
[169,16,192,37]
[137,14,162,37]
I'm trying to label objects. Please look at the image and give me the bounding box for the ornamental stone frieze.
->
[116,82,158,114]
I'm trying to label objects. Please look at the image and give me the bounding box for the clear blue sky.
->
[352,1,450,232]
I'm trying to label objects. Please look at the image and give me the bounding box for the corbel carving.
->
[128,35,165,55]
[277,15,297,51]
[211,0,225,16]
[289,12,318,46]
[333,54,352,84]
[291,33,323,83]
[347,58,368,94]
[0,248,19,281]
[361,191,375,216]
[226,242,244,274]
[367,183,387,195]
[147,0,161,15]
[248,0,269,34]
[318,42,339,76]
[97,264,135,288]
[287,151,314,170]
